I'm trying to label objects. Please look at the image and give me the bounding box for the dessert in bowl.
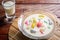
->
[18,10,58,39]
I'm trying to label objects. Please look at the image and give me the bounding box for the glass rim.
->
[2,0,15,7]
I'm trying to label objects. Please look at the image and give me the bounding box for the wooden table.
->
[0,0,60,40]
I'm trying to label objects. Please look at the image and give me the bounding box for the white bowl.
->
[18,10,58,39]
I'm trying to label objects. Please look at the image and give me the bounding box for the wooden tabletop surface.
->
[0,0,60,40]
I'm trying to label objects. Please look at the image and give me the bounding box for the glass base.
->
[5,16,16,23]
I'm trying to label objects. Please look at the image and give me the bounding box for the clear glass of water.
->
[2,0,15,23]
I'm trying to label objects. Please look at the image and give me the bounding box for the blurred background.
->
[0,0,60,18]
[0,0,60,40]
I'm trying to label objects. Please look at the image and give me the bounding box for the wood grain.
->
[1,4,60,17]
[0,0,60,4]
[0,35,8,40]
[0,24,11,35]
[17,0,60,3]
[16,4,60,17]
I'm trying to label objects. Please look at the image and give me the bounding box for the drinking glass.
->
[2,0,15,23]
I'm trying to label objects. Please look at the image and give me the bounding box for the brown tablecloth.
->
[8,11,60,40]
